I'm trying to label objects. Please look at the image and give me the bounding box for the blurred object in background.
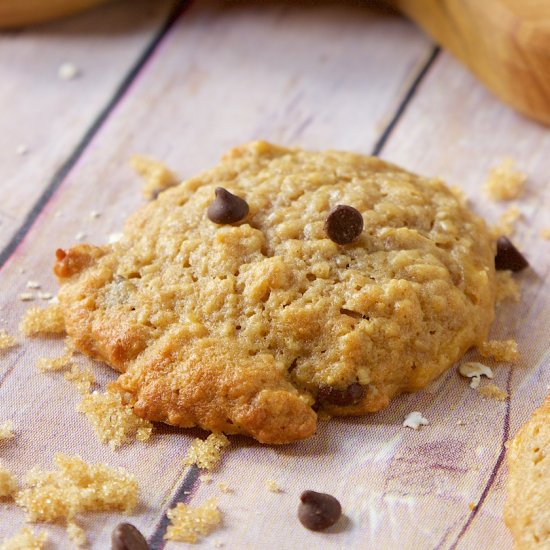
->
[0,0,111,28]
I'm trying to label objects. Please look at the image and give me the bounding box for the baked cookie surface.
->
[55,141,496,443]
[505,396,550,550]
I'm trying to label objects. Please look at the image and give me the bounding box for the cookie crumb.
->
[16,144,29,156]
[67,521,87,547]
[199,474,213,484]
[456,420,466,426]
[469,501,477,511]
[459,362,494,389]
[540,228,550,240]
[75,231,86,241]
[37,338,74,372]
[0,462,17,498]
[492,206,522,237]
[217,482,232,494]
[0,420,14,441]
[58,62,80,81]
[265,479,282,493]
[15,454,138,523]
[37,292,54,301]
[483,158,526,201]
[184,433,230,471]
[0,330,16,351]
[77,391,153,450]
[89,210,101,220]
[0,527,47,550]
[479,383,508,401]
[20,304,65,336]
[478,339,518,363]
[403,411,429,430]
[64,365,95,395]
[26,281,40,289]
[18,292,35,302]
[496,271,521,304]
[130,155,179,200]
[164,498,221,543]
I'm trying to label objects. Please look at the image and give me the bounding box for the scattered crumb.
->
[77,391,153,450]
[479,383,508,401]
[37,338,74,372]
[496,271,521,304]
[164,498,221,544]
[37,292,54,301]
[26,281,40,289]
[469,501,477,511]
[540,228,550,240]
[64,365,95,395]
[0,462,17,498]
[15,454,138,524]
[18,292,35,302]
[16,144,28,156]
[483,158,526,201]
[459,362,494,389]
[199,474,213,484]
[75,232,86,241]
[184,433,230,471]
[213,541,224,548]
[478,339,518,363]
[492,205,522,237]
[0,527,47,550]
[0,420,14,441]
[108,232,123,244]
[403,411,429,430]
[217,482,232,494]
[20,304,65,336]
[130,155,179,200]
[0,330,16,351]
[66,521,87,547]
[456,420,466,426]
[89,210,101,220]
[265,479,282,493]
[450,186,468,206]
[58,62,80,81]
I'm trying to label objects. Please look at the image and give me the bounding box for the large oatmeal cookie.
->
[54,141,496,443]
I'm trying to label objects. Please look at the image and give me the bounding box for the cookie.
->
[505,396,550,549]
[54,141,496,444]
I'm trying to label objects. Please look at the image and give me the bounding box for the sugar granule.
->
[67,521,87,547]
[64,365,95,395]
[478,339,518,363]
[496,271,520,304]
[0,330,16,351]
[184,433,230,471]
[164,498,221,543]
[130,155,179,200]
[265,479,282,493]
[0,462,17,498]
[37,338,74,372]
[0,527,47,550]
[20,304,65,336]
[483,158,526,201]
[479,383,508,401]
[77,391,153,450]
[15,454,138,523]
[0,420,14,441]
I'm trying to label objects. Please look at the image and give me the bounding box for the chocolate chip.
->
[298,490,342,531]
[324,205,363,244]
[207,187,249,224]
[111,523,149,550]
[317,383,364,406]
[495,236,529,272]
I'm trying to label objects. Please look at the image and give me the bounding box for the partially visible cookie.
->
[505,396,550,550]
[54,141,496,443]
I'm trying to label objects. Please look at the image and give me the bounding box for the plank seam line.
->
[371,45,440,156]
[0,0,190,271]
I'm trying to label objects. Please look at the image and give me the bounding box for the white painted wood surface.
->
[1,1,548,549]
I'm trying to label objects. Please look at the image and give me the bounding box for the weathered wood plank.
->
[0,0,178,253]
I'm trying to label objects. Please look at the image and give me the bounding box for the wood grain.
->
[388,0,550,125]
[0,3,433,548]
[0,0,177,253]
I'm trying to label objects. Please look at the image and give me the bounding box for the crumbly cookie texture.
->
[165,498,221,543]
[478,339,518,363]
[505,396,550,549]
[483,158,526,201]
[0,330,16,351]
[184,433,230,471]
[20,304,65,336]
[0,420,14,441]
[131,155,179,200]
[0,527,47,550]
[0,462,17,498]
[15,454,138,523]
[54,142,496,444]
